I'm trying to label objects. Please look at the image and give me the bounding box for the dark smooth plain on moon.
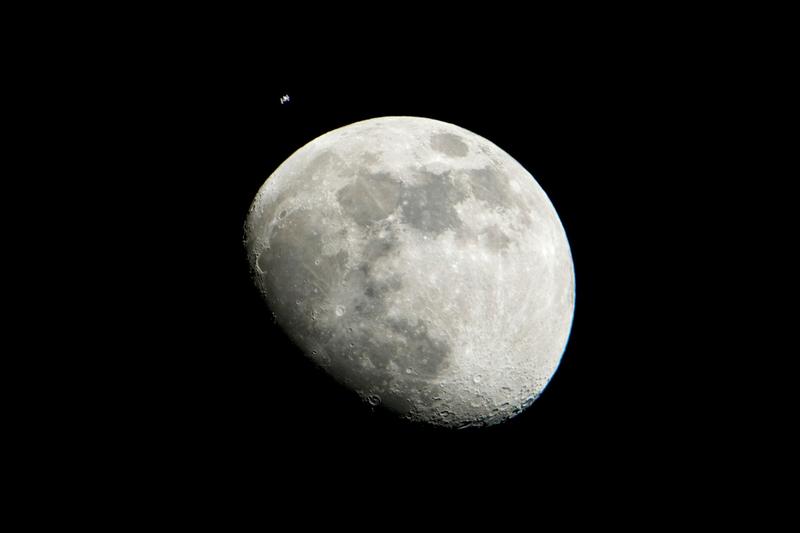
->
[245,116,575,428]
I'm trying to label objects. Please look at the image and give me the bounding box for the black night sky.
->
[12,2,784,523]
[137,61,694,475]
[77,25,745,507]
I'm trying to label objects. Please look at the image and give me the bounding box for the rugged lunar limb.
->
[245,116,575,428]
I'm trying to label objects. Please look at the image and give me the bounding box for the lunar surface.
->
[245,116,574,428]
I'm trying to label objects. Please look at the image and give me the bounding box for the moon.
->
[245,116,575,428]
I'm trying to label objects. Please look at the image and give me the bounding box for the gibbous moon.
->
[245,116,575,428]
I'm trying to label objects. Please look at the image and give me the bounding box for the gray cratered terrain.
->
[245,116,574,428]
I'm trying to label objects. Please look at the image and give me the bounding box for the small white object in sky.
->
[280,94,291,104]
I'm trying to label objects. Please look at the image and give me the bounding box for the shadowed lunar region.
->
[245,116,575,428]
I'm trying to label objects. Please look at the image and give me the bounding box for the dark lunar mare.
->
[256,167,477,415]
